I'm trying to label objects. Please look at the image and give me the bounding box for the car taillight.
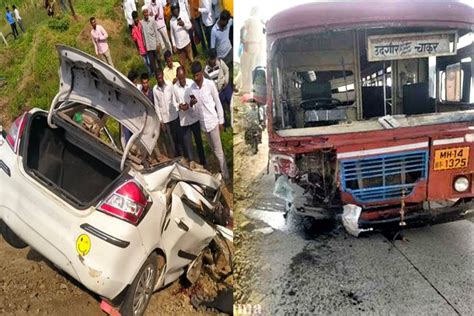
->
[98,180,150,225]
[6,113,27,153]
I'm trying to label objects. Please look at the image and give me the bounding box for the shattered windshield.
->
[271,28,473,131]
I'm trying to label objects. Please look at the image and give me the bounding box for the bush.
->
[47,17,70,32]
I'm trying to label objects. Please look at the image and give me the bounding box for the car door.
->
[160,180,216,282]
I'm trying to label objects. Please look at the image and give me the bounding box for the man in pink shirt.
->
[90,17,114,67]
[131,11,152,75]
[148,0,172,54]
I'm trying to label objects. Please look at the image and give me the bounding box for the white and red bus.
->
[262,1,473,230]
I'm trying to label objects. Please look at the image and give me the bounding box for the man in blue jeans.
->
[5,7,18,39]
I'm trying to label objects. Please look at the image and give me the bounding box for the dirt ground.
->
[232,97,269,306]
[0,236,232,315]
[0,218,234,316]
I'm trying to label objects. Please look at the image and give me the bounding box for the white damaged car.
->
[0,46,231,315]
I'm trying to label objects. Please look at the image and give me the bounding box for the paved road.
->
[244,171,474,315]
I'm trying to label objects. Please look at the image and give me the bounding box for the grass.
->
[0,0,232,175]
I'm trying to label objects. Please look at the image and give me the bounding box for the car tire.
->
[119,253,164,316]
[1,221,28,249]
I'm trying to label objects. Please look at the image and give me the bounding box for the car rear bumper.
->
[67,222,149,300]
[1,205,148,300]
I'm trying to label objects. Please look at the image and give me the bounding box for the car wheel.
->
[1,221,28,249]
[120,253,164,316]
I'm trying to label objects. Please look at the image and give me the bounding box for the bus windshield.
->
[271,27,473,133]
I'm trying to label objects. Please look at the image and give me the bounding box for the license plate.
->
[433,146,469,171]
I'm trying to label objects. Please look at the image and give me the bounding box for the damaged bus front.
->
[265,1,474,234]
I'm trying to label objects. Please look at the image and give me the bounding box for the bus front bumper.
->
[358,200,474,231]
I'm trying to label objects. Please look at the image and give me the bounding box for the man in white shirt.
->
[177,0,197,57]
[177,0,190,19]
[211,10,232,67]
[190,61,229,179]
[123,0,136,31]
[173,66,206,166]
[204,49,231,128]
[199,0,216,49]
[12,5,24,33]
[148,0,172,53]
[153,69,184,158]
[170,2,193,66]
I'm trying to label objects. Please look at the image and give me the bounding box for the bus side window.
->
[445,63,463,102]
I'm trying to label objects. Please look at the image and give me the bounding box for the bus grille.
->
[340,150,428,203]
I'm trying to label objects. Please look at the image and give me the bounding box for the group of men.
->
[4,6,24,40]
[124,0,233,76]
[127,60,230,180]
[90,0,233,179]
[122,1,232,180]
[87,1,233,181]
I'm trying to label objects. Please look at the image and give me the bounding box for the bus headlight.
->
[454,176,469,193]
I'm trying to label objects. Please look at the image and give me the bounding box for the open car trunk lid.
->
[50,45,159,154]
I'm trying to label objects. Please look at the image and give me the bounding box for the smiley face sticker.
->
[76,234,91,256]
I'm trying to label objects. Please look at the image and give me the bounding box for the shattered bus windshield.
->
[271,28,473,134]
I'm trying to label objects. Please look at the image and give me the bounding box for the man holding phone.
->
[190,61,229,180]
[173,66,206,166]
[170,2,193,67]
